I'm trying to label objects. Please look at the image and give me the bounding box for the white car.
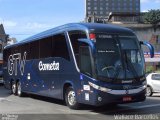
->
[146,73,160,96]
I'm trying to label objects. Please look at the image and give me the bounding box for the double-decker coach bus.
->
[3,23,154,109]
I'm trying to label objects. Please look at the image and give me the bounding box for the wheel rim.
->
[68,90,76,106]
[12,83,16,94]
[146,87,151,96]
[17,83,21,96]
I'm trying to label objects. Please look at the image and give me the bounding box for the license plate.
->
[123,96,132,102]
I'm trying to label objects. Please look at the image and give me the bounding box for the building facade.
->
[0,24,8,82]
[85,0,141,23]
[0,24,8,60]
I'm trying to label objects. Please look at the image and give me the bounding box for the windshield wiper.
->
[124,51,139,80]
[112,51,139,82]
[112,63,123,82]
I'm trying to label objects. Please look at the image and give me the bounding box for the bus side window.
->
[14,46,20,54]
[52,33,70,61]
[79,46,92,76]
[21,43,30,60]
[30,40,39,59]
[39,36,52,58]
[3,49,9,64]
[68,30,87,67]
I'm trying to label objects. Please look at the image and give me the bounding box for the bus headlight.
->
[88,82,111,92]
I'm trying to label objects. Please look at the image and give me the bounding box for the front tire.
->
[65,86,80,109]
[146,86,153,96]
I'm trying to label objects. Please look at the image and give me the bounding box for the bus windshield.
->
[96,33,145,80]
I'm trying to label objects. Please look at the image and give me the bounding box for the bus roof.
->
[5,23,135,49]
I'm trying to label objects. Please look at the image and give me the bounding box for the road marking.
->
[0,98,5,101]
[57,109,99,115]
[131,103,160,109]
[119,103,160,112]
[100,103,160,114]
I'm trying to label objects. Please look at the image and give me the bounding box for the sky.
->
[0,0,160,41]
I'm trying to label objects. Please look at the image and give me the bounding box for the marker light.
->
[88,82,111,92]
[89,33,96,40]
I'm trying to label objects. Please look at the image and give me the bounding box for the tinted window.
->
[151,74,160,80]
[3,48,11,63]
[119,36,139,50]
[14,46,20,53]
[21,43,30,60]
[4,34,69,61]
[79,46,92,76]
[97,34,117,50]
[69,30,87,66]
[69,30,87,54]
[40,36,52,58]
[52,34,70,60]
[30,40,39,59]
[96,34,122,78]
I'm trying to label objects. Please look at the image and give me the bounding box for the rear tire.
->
[146,86,153,97]
[11,81,17,95]
[65,86,80,109]
[17,81,24,97]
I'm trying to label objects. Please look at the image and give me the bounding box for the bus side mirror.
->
[140,41,154,58]
[78,39,95,54]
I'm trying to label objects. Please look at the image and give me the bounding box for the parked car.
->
[146,73,160,96]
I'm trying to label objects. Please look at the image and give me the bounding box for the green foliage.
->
[144,9,160,25]
[146,65,154,73]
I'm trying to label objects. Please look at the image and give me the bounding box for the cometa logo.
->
[39,61,59,71]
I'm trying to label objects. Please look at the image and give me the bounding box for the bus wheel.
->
[146,86,153,97]
[11,82,17,95]
[65,86,80,109]
[17,81,23,97]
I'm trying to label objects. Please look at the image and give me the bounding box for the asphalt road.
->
[0,84,160,120]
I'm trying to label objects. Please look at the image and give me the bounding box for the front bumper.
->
[93,88,146,106]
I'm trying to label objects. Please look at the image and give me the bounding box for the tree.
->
[144,9,160,31]
[144,9,160,24]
